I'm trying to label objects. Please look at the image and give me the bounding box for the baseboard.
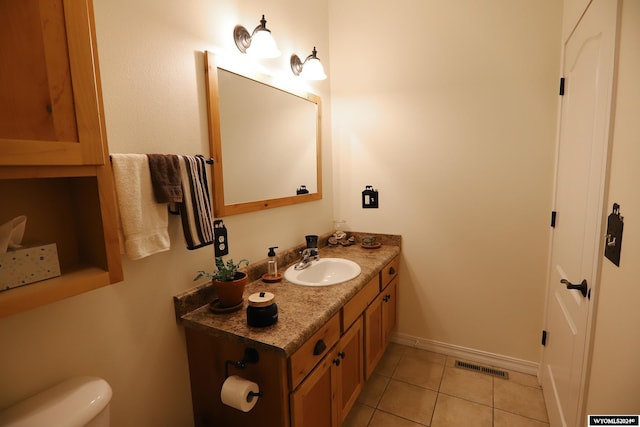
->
[391,332,540,376]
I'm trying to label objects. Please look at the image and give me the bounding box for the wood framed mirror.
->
[204,51,322,217]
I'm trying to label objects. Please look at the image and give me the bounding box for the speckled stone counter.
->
[175,233,400,358]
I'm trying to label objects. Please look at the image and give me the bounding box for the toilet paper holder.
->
[246,389,261,402]
[224,347,259,378]
[224,348,262,400]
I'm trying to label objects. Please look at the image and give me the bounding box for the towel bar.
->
[109,155,214,164]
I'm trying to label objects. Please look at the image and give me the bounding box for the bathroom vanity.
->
[175,235,400,427]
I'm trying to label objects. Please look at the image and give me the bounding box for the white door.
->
[541,1,618,427]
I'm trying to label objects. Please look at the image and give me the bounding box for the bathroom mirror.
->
[204,51,322,217]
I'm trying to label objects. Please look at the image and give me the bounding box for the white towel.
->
[111,154,170,260]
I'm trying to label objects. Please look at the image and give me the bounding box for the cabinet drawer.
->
[342,276,378,332]
[290,312,340,389]
[380,256,399,290]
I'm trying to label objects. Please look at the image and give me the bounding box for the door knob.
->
[560,279,588,298]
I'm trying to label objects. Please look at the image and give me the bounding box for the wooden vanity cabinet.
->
[364,260,399,379]
[184,254,399,427]
[0,0,123,317]
[292,256,398,425]
[291,317,363,427]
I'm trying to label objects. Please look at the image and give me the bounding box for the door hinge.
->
[559,77,565,96]
[541,330,547,346]
[551,211,557,228]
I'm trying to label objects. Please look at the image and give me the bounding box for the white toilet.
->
[0,376,112,427]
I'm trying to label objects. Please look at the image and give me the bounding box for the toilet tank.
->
[0,376,112,427]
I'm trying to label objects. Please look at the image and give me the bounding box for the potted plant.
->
[195,257,249,308]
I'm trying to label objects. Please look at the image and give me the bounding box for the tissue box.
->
[0,243,61,291]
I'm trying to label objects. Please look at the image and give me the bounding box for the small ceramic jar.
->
[247,292,278,327]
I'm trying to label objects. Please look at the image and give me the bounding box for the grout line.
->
[430,392,440,426]
[371,408,430,427]
[492,375,495,426]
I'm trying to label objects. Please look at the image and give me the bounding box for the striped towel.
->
[176,155,214,250]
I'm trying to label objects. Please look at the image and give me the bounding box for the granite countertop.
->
[177,236,400,358]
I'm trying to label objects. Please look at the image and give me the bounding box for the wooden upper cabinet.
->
[0,0,122,317]
[0,0,106,165]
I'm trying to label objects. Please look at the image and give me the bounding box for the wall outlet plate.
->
[214,220,229,257]
[362,186,379,209]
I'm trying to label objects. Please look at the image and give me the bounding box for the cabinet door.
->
[336,317,364,424]
[0,0,106,165]
[365,267,399,378]
[364,293,384,379]
[382,276,398,345]
[291,354,337,427]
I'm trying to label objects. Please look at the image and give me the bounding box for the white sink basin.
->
[285,258,361,287]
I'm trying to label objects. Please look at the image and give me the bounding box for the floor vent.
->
[454,360,509,379]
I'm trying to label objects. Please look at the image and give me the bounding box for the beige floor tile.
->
[503,371,542,389]
[431,394,492,427]
[375,343,407,377]
[358,373,390,407]
[393,355,445,391]
[494,409,550,427]
[445,355,465,368]
[368,410,427,427]
[403,347,447,365]
[494,379,549,422]
[439,366,493,406]
[342,402,374,427]
[377,379,437,425]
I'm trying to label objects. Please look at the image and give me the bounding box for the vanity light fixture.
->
[233,15,281,58]
[290,47,327,80]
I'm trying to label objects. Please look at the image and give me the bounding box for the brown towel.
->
[147,154,183,203]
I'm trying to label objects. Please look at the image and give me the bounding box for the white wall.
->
[562,0,591,41]
[0,0,332,425]
[328,0,562,363]
[586,0,640,413]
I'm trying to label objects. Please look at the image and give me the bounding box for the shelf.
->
[0,266,111,317]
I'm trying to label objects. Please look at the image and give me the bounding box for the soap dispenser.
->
[263,246,282,282]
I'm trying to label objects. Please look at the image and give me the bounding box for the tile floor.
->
[343,343,549,427]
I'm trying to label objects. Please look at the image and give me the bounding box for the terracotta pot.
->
[213,272,248,307]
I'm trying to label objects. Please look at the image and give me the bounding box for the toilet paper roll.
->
[220,375,260,412]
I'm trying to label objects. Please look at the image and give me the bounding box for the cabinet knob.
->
[333,357,341,366]
[313,340,327,355]
[338,351,346,359]
[388,266,395,275]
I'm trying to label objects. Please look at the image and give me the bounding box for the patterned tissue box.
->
[0,243,61,291]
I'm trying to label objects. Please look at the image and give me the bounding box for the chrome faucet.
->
[294,247,319,270]
[295,235,320,270]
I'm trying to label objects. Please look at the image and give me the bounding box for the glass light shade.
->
[246,30,281,58]
[300,57,327,80]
